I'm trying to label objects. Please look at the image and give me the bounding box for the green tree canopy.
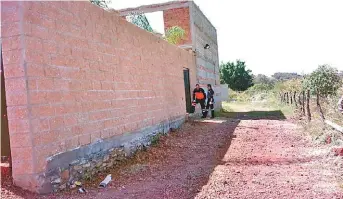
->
[220,60,254,91]
[303,64,342,97]
[90,0,110,9]
[164,26,185,45]
[126,13,153,32]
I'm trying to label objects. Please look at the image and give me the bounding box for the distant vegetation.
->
[227,64,342,128]
[220,60,254,91]
[272,72,302,81]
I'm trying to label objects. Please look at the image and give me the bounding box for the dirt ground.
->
[1,115,343,199]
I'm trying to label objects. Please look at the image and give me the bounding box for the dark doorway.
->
[183,68,191,113]
[1,45,11,161]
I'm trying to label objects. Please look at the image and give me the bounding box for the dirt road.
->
[2,117,343,199]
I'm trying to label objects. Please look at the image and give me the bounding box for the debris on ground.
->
[1,119,343,199]
[99,174,112,188]
[78,187,86,194]
[332,148,343,156]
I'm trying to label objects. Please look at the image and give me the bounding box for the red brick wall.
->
[1,1,194,192]
[163,7,191,45]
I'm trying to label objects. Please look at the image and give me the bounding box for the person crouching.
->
[193,84,207,118]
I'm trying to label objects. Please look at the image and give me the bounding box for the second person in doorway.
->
[205,84,215,118]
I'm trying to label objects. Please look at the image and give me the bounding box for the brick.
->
[11,147,33,161]
[31,118,50,133]
[29,24,50,40]
[36,78,54,90]
[7,106,29,120]
[33,131,59,146]
[46,91,63,103]
[6,92,28,106]
[1,36,21,52]
[3,63,25,78]
[2,49,22,65]
[1,22,20,37]
[27,79,37,90]
[31,105,55,118]
[1,2,20,24]
[7,119,30,133]
[64,115,78,127]
[11,158,34,175]
[65,136,79,150]
[26,50,46,64]
[25,37,43,51]
[58,45,72,56]
[92,81,101,90]
[90,131,101,143]
[68,81,81,91]
[26,63,45,77]
[54,79,69,90]
[5,78,26,92]
[78,134,90,146]
[100,130,111,139]
[10,133,32,147]
[50,55,67,66]
[44,65,61,78]
[49,116,64,130]
[55,21,70,33]
[29,91,47,104]
[42,41,58,52]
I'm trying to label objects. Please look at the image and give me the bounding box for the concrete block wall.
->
[190,2,220,86]
[1,1,194,193]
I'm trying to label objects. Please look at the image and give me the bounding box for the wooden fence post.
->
[316,93,325,121]
[302,91,305,116]
[306,90,311,121]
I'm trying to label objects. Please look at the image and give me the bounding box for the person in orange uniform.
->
[193,84,207,118]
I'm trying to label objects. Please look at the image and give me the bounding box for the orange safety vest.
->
[195,92,205,100]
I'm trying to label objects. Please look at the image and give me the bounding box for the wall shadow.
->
[219,110,286,120]
[1,111,285,198]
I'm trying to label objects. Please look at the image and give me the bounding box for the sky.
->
[109,0,343,76]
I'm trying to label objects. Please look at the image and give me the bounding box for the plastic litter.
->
[99,174,112,188]
[74,181,82,186]
[78,187,86,193]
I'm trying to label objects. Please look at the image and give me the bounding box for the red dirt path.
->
[1,118,343,199]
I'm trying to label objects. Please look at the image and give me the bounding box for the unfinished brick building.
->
[120,1,228,112]
[0,0,227,194]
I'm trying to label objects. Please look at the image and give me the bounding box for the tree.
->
[126,13,154,32]
[303,65,342,98]
[164,26,185,45]
[303,64,342,121]
[220,60,254,91]
[90,0,111,9]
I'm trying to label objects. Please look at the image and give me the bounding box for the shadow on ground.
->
[219,110,286,120]
[1,110,287,199]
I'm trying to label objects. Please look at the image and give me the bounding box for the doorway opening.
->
[183,68,192,113]
[1,45,11,164]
